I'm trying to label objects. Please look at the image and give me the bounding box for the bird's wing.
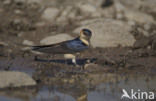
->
[66,39,89,52]
[32,38,89,54]
[32,40,75,54]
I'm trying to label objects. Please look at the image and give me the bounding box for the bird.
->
[31,28,92,65]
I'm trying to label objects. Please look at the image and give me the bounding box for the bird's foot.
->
[34,56,38,61]
[72,58,80,67]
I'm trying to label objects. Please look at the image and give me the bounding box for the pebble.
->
[0,71,36,88]
[124,9,155,24]
[3,0,11,5]
[79,3,96,13]
[23,40,34,46]
[41,7,60,22]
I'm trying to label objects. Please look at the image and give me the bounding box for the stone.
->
[0,42,8,46]
[84,63,105,72]
[73,19,136,48]
[120,0,156,14]
[124,9,155,24]
[41,7,60,22]
[27,0,42,4]
[35,21,46,27]
[119,0,142,10]
[98,7,115,18]
[77,3,101,17]
[79,3,96,13]
[56,6,73,23]
[114,2,125,19]
[142,0,156,13]
[14,0,26,3]
[40,34,73,45]
[22,40,34,46]
[3,0,11,5]
[137,27,150,37]
[68,9,77,19]
[87,0,104,7]
[0,71,36,88]
[14,9,23,15]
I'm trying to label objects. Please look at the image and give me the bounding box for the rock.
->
[114,1,155,24]
[56,6,74,23]
[97,6,115,18]
[27,0,42,4]
[137,27,149,37]
[11,19,22,25]
[133,37,150,49]
[41,7,60,22]
[142,0,156,14]
[73,19,135,48]
[14,9,23,15]
[68,10,77,19]
[10,19,29,31]
[124,9,155,24]
[56,6,79,23]
[14,0,26,3]
[40,34,73,45]
[3,0,11,5]
[17,32,24,37]
[77,94,87,101]
[87,0,104,7]
[79,3,96,13]
[114,2,125,19]
[35,21,46,27]
[119,0,142,10]
[0,71,36,88]
[0,42,8,47]
[144,24,151,31]
[120,0,156,14]
[84,63,108,72]
[77,3,102,17]
[22,40,34,46]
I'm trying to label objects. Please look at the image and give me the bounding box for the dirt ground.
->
[0,0,156,101]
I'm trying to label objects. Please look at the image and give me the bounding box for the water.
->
[0,73,156,101]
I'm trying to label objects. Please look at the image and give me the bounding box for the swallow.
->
[31,29,92,65]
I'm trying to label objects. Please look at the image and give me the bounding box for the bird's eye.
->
[82,29,92,36]
[83,32,88,36]
[83,31,91,37]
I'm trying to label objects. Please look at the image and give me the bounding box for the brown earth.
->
[0,1,156,100]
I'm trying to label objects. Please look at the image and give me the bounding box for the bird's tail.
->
[31,45,52,50]
[31,46,41,50]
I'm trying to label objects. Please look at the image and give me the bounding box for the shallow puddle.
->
[0,57,35,76]
[0,73,156,101]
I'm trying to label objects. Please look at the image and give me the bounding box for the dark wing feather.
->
[32,40,75,54]
[66,39,89,51]
[32,38,89,54]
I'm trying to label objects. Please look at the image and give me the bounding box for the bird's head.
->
[79,29,92,46]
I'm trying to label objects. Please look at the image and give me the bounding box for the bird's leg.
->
[72,57,81,68]
[64,54,78,66]
[72,58,77,65]
[34,55,38,61]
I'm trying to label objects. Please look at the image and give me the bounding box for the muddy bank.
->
[0,0,156,101]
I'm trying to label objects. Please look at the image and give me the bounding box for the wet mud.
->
[0,0,156,101]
